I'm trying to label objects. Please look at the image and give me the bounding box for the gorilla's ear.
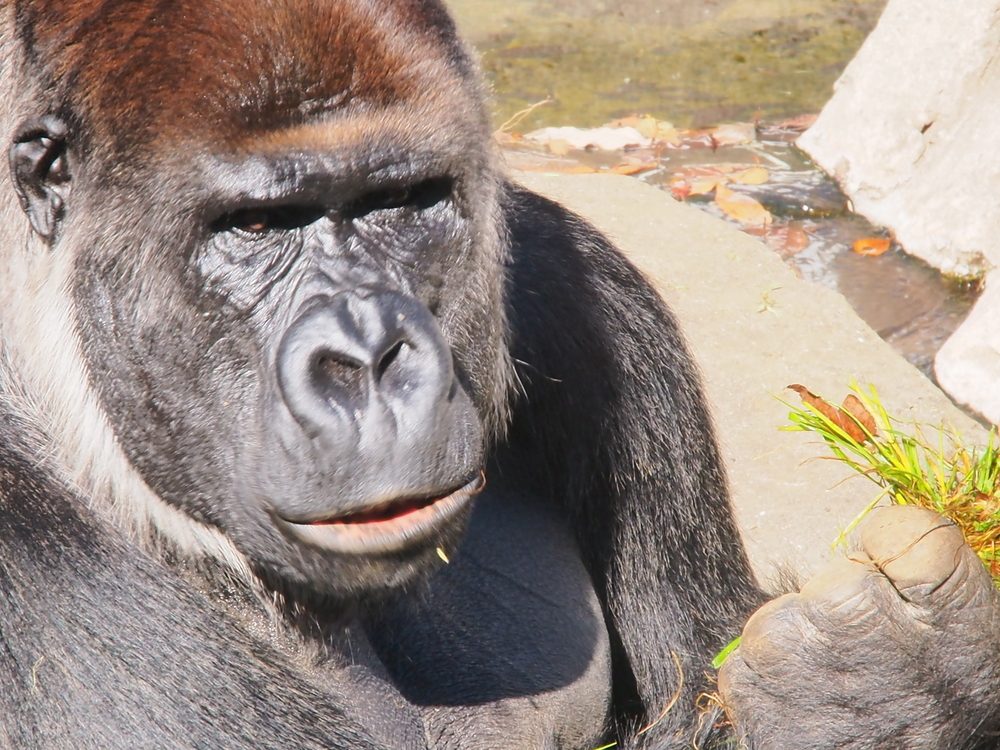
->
[9,115,72,241]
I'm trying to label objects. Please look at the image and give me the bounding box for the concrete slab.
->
[513,170,986,583]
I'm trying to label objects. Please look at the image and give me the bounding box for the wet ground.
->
[448,0,888,129]
[446,0,979,379]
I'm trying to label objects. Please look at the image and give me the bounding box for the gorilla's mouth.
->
[276,472,485,554]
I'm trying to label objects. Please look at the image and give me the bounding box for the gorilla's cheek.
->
[71,252,254,519]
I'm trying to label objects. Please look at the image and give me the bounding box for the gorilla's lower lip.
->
[276,472,485,554]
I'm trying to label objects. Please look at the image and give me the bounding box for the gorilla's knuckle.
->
[859,505,959,561]
[736,594,819,676]
[797,555,874,610]
[859,506,967,600]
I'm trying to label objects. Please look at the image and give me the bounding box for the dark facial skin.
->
[70,138,502,598]
[10,1,507,601]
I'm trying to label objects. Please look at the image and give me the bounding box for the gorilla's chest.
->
[364,489,613,749]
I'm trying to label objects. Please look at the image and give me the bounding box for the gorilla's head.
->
[4,0,510,599]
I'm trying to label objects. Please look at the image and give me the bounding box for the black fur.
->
[0,412,424,749]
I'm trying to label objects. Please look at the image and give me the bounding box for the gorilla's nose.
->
[276,290,455,439]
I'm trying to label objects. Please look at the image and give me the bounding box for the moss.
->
[449,0,886,129]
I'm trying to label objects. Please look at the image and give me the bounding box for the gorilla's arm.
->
[496,182,765,741]
[494,184,1000,750]
[0,416,421,750]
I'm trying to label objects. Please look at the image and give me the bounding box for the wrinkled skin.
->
[721,506,1000,750]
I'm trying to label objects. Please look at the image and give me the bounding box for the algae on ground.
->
[446,0,886,129]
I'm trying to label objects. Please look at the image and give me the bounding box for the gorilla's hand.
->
[719,505,1000,750]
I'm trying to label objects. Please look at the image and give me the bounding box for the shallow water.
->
[447,0,978,379]
[645,132,978,377]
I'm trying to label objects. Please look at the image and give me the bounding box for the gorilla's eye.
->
[347,177,453,218]
[214,205,325,235]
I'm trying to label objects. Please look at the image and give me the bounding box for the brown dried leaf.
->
[669,178,692,200]
[610,161,657,176]
[763,224,810,259]
[690,177,723,196]
[710,122,757,146]
[852,237,892,256]
[788,385,877,443]
[672,164,748,180]
[841,394,878,441]
[730,166,769,185]
[788,384,844,427]
[612,115,655,139]
[609,115,679,144]
[715,184,771,227]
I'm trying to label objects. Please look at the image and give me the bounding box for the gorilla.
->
[0,1,997,748]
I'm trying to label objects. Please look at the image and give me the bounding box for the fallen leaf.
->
[709,122,757,146]
[610,162,657,176]
[608,115,650,133]
[668,164,770,201]
[690,177,723,196]
[673,163,763,180]
[669,165,745,196]
[730,166,769,185]
[525,125,651,151]
[763,224,810,258]
[715,184,771,227]
[788,385,878,443]
[852,237,892,256]
[608,115,679,144]
[669,178,692,200]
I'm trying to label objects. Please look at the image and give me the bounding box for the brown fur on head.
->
[13,0,485,156]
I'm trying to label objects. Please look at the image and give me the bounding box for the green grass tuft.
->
[785,382,1000,584]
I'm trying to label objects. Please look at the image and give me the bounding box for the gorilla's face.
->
[15,3,507,599]
[71,136,501,598]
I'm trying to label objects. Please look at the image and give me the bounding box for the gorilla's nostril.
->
[375,340,405,383]
[311,349,364,396]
